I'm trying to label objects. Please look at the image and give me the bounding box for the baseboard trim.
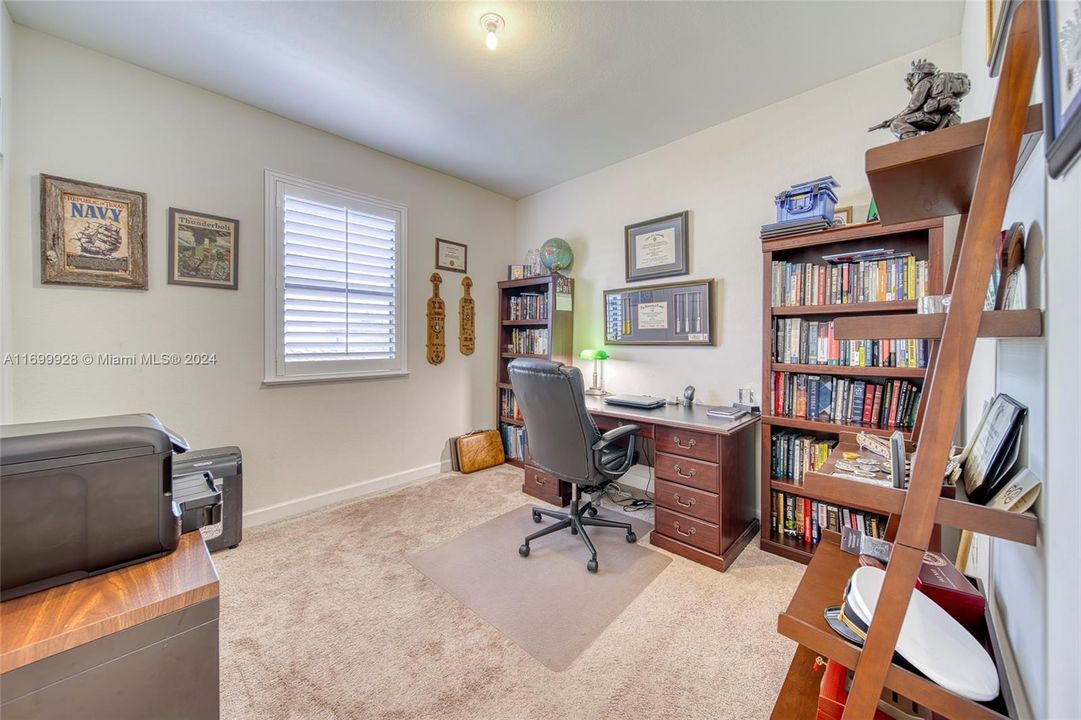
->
[244,461,443,527]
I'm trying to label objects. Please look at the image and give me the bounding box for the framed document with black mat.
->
[604,279,714,346]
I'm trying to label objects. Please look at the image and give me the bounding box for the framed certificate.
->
[624,211,689,282]
[962,393,1027,504]
[604,279,713,346]
[435,237,467,273]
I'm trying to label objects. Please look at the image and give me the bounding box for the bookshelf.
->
[496,274,574,505]
[759,218,944,564]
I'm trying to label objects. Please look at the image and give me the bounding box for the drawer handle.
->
[672,435,697,449]
[673,464,697,479]
[533,475,546,486]
[673,521,696,537]
[673,493,696,508]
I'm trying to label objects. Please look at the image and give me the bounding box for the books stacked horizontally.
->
[706,404,750,420]
[771,431,837,484]
[771,249,930,307]
[499,388,521,421]
[509,328,548,355]
[508,291,550,320]
[772,318,929,368]
[500,422,528,461]
[771,371,922,430]
[760,216,833,240]
[770,490,888,546]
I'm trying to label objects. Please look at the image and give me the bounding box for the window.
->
[264,171,407,383]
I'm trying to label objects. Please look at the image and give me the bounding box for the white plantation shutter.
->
[265,172,407,382]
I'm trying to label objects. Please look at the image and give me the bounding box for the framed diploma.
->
[962,393,1027,505]
[624,211,689,282]
[435,237,467,273]
[603,279,713,346]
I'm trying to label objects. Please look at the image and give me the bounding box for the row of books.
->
[500,422,528,462]
[770,255,930,307]
[771,371,922,430]
[508,291,550,320]
[509,328,549,355]
[770,490,888,546]
[772,317,929,368]
[771,431,836,484]
[499,388,521,421]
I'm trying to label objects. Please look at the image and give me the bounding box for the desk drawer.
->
[655,452,718,493]
[654,507,720,555]
[592,413,654,439]
[522,465,569,507]
[654,479,719,524]
[655,426,718,462]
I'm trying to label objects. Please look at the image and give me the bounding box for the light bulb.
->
[486,29,498,51]
[480,13,504,51]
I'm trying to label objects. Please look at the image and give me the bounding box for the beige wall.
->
[513,36,961,408]
[5,27,517,521]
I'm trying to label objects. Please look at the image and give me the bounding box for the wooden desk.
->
[1,532,220,719]
[522,397,760,572]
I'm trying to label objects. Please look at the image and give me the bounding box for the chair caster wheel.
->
[587,559,598,573]
[626,532,637,543]
[519,544,530,557]
[587,507,598,517]
[532,511,542,523]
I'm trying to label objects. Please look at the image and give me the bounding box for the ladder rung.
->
[832,309,1041,340]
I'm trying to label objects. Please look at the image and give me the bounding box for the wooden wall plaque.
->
[460,276,475,355]
[427,272,446,365]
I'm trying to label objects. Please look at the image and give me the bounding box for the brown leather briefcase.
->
[455,430,505,473]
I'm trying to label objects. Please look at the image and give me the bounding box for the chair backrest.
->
[507,358,599,484]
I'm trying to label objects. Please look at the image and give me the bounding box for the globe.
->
[540,237,573,272]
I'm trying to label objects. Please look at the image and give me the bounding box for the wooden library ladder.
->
[833,1,1041,717]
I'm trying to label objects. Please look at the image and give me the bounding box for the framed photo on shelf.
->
[986,0,1018,76]
[435,237,467,273]
[168,208,239,289]
[833,205,854,226]
[1040,0,1081,178]
[962,393,1027,505]
[603,278,713,346]
[40,174,148,289]
[624,211,689,282]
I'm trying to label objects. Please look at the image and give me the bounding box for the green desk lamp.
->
[579,349,609,396]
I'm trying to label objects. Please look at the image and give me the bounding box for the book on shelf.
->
[770,490,888,546]
[508,291,550,321]
[771,431,837,484]
[771,371,921,430]
[499,388,521,421]
[508,328,549,355]
[771,317,928,368]
[770,254,929,307]
[500,422,528,461]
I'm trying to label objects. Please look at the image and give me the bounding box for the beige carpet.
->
[215,465,805,720]
[408,505,670,671]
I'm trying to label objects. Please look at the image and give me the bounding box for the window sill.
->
[262,369,410,387]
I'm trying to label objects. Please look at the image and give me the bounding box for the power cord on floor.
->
[600,464,654,512]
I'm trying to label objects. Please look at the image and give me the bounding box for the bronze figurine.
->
[870,59,971,140]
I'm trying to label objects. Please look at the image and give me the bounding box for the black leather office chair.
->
[508,358,639,573]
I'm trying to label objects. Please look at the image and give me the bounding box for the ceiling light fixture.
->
[480,13,504,51]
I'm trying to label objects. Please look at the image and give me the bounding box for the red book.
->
[916,552,987,628]
[888,380,901,427]
[841,264,850,303]
[861,385,877,425]
[803,498,812,544]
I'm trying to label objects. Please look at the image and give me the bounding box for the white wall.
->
[957,1,1081,717]
[1,3,13,419]
[4,27,517,520]
[514,36,960,408]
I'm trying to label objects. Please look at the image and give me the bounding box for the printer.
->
[0,413,221,600]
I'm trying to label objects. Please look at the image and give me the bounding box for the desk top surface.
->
[584,395,760,436]
[0,532,219,674]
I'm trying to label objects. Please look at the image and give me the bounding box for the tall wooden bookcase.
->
[496,273,574,505]
[769,2,1045,716]
[759,219,944,564]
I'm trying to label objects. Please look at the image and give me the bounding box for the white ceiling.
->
[9,1,965,198]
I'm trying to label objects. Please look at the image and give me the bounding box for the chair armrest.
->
[592,424,639,480]
[592,424,640,450]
